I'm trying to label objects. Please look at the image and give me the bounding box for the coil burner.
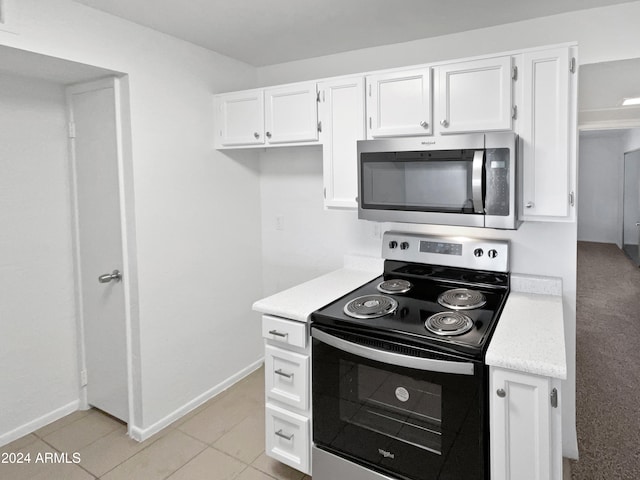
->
[437,288,486,310]
[425,311,474,336]
[377,279,413,294]
[344,295,398,319]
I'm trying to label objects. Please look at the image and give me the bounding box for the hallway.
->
[571,242,640,479]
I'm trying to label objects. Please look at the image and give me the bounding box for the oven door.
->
[311,325,487,480]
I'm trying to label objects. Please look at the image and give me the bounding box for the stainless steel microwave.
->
[357,132,520,229]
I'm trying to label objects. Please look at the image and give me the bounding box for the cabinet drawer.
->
[265,403,310,474]
[265,345,309,410]
[262,315,307,349]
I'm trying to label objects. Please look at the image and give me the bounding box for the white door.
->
[436,56,513,133]
[264,82,318,144]
[68,79,129,422]
[520,47,574,221]
[318,76,365,209]
[490,367,552,480]
[214,89,265,147]
[366,68,432,138]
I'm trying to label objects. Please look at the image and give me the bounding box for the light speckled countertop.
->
[252,255,383,323]
[253,263,567,380]
[485,274,567,379]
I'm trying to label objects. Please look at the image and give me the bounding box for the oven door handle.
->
[472,150,485,214]
[312,328,475,375]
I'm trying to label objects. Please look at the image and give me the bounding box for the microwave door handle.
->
[312,328,474,375]
[472,150,484,214]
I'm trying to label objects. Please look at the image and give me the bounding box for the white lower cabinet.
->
[262,315,311,475]
[265,344,309,410]
[490,367,562,480]
[265,403,310,473]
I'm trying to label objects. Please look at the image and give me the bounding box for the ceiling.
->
[73,0,638,67]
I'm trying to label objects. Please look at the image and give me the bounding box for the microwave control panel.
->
[484,149,510,216]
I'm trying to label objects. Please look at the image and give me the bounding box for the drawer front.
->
[265,403,310,474]
[262,315,307,349]
[265,345,309,410]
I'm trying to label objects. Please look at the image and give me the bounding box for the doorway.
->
[67,78,134,423]
[622,149,640,265]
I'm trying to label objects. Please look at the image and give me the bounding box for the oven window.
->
[342,362,443,455]
[360,150,479,213]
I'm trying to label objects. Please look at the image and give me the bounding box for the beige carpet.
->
[571,242,640,479]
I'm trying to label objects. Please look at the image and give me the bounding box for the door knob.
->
[98,270,122,283]
[636,222,640,227]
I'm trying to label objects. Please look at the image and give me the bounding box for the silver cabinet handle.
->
[275,429,294,441]
[496,388,506,398]
[419,120,429,128]
[266,131,272,138]
[98,270,122,283]
[636,222,640,227]
[254,132,260,139]
[440,119,449,128]
[526,201,534,209]
[268,330,288,338]
[275,369,293,379]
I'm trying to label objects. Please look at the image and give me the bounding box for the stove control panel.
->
[382,231,509,272]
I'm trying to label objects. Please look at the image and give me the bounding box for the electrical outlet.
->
[276,215,285,231]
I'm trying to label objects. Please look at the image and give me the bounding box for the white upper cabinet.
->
[366,68,432,138]
[214,81,319,148]
[214,89,265,147]
[436,56,513,134]
[318,76,366,209]
[264,82,319,144]
[518,46,576,222]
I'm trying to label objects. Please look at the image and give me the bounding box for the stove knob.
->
[388,240,398,249]
[400,242,410,250]
[474,248,484,257]
[488,249,498,259]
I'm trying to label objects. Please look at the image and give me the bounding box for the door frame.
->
[622,147,640,264]
[66,76,139,433]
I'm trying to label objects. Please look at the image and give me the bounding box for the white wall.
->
[257,2,640,86]
[255,2,640,460]
[578,132,624,244]
[0,73,79,441]
[0,0,263,438]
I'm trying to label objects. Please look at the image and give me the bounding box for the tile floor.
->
[0,366,311,480]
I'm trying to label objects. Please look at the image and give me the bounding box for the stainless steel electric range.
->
[310,231,510,480]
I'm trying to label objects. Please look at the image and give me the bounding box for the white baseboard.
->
[0,400,81,447]
[128,358,264,442]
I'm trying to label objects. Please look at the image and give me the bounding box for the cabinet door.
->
[214,89,264,147]
[520,47,576,221]
[437,56,513,133]
[366,68,432,138]
[318,77,365,209]
[490,368,552,480]
[265,82,319,144]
